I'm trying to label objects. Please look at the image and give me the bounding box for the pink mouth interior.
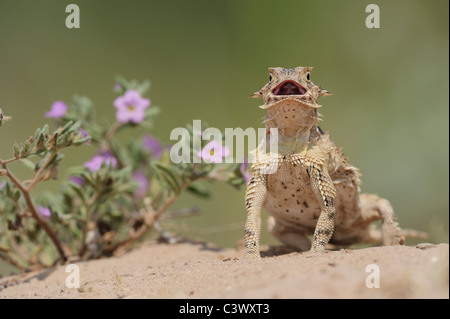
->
[272,81,306,96]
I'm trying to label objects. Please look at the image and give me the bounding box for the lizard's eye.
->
[269,75,272,81]
[306,73,310,81]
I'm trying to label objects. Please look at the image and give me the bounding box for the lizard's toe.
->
[304,247,329,258]
[384,233,405,246]
[244,251,261,260]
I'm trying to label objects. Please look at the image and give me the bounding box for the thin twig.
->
[105,121,123,143]
[0,246,25,270]
[0,157,20,165]
[26,150,56,192]
[0,159,67,263]
[78,191,100,256]
[0,144,49,167]
[100,121,124,169]
[104,181,190,254]
[5,228,29,265]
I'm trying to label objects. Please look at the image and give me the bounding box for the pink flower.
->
[113,90,150,124]
[37,206,51,220]
[45,101,68,119]
[69,176,84,186]
[133,170,149,198]
[79,128,91,146]
[197,140,229,163]
[84,151,118,172]
[142,134,162,159]
[114,83,122,92]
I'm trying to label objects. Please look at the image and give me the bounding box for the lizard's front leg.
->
[244,173,267,259]
[307,163,336,253]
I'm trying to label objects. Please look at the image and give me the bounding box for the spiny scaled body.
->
[244,66,419,259]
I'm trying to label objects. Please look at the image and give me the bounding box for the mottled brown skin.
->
[244,67,422,259]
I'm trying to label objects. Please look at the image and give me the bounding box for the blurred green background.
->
[0,0,448,274]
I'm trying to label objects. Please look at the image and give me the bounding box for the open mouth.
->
[272,81,307,96]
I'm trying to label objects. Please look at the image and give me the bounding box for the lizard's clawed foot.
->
[304,247,329,258]
[243,251,261,260]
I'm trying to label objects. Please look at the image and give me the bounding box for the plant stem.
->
[104,181,190,254]
[102,121,124,168]
[105,121,123,143]
[78,191,100,256]
[0,246,26,270]
[5,229,29,266]
[26,150,56,192]
[0,144,48,166]
[0,159,67,263]
[0,157,20,165]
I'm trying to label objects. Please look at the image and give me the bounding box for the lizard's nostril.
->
[272,81,306,96]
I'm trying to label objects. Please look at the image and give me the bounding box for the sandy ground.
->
[0,240,448,299]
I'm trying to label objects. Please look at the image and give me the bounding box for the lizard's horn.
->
[319,89,332,97]
[250,91,262,98]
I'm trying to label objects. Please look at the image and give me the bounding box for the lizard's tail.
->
[400,229,428,240]
[366,227,428,244]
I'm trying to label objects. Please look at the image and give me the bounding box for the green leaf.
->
[13,142,20,158]
[41,124,50,135]
[115,76,151,95]
[145,105,160,119]
[72,136,91,146]
[13,190,20,201]
[137,80,151,95]
[21,141,31,156]
[68,181,86,204]
[34,127,41,139]
[50,208,61,223]
[115,75,129,89]
[60,120,74,135]
[19,159,36,171]
[187,183,211,198]
[36,133,46,149]
[228,177,245,189]
[73,95,94,109]
[67,121,81,134]
[116,182,138,194]
[152,162,181,194]
[83,174,97,190]
[4,182,12,198]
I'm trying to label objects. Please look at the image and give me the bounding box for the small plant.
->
[0,77,247,270]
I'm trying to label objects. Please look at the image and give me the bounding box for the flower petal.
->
[143,134,163,158]
[128,109,146,123]
[45,101,68,118]
[37,206,51,219]
[84,155,104,172]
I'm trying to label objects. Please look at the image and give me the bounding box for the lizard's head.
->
[251,67,331,110]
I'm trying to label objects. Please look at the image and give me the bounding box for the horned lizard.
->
[244,66,424,259]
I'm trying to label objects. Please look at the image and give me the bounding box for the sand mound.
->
[0,241,448,299]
